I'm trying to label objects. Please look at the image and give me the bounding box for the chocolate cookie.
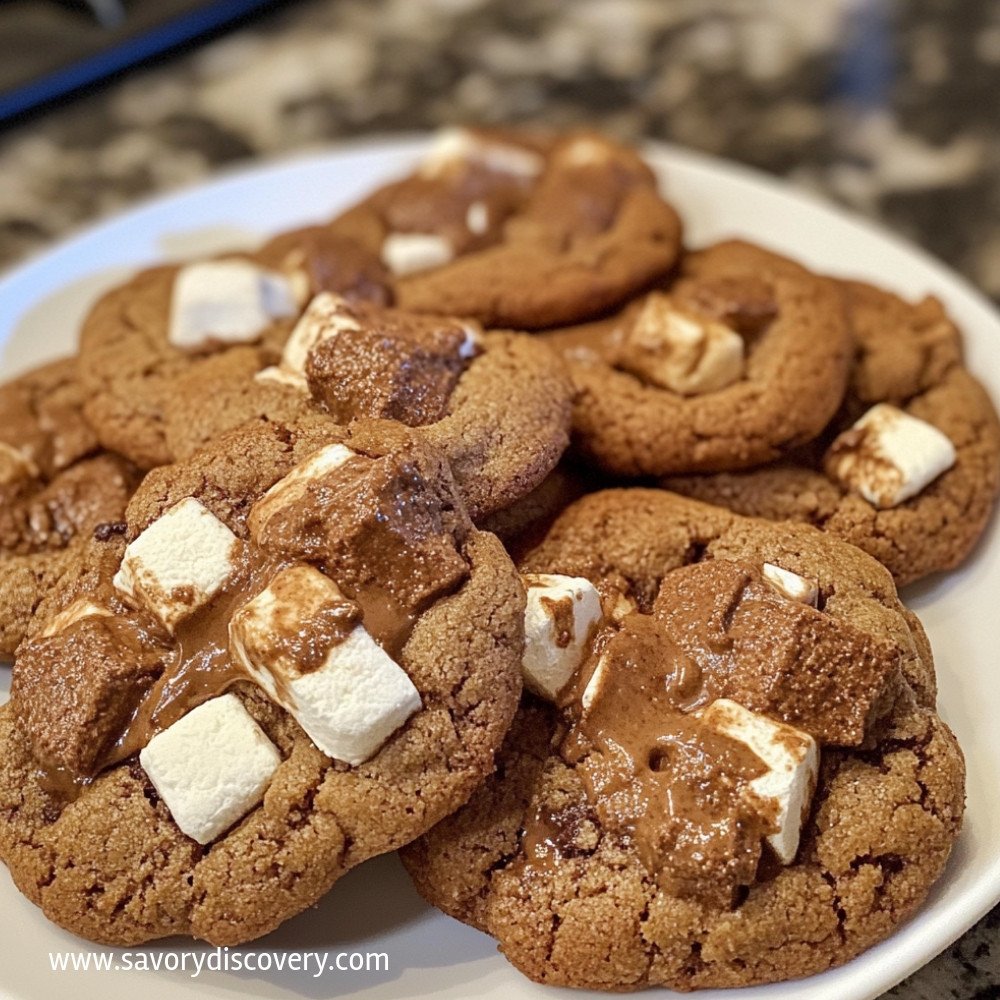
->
[663,280,1000,585]
[0,415,524,946]
[546,240,854,476]
[327,127,684,329]
[0,358,139,656]
[77,234,392,469]
[78,250,573,520]
[400,489,963,991]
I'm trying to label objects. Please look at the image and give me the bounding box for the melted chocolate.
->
[557,616,770,903]
[306,310,473,427]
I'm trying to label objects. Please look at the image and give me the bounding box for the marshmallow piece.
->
[466,200,489,235]
[521,573,603,701]
[762,564,819,607]
[623,295,745,395]
[41,599,112,638]
[113,497,240,631]
[458,323,481,360]
[700,699,819,865]
[230,565,422,765]
[420,126,545,180]
[140,693,281,845]
[254,365,310,391]
[278,292,363,382]
[248,444,356,541]
[580,653,610,714]
[826,403,957,508]
[381,233,454,277]
[169,260,298,351]
[0,441,37,486]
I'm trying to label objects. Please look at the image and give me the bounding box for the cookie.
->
[663,280,1000,584]
[0,358,139,656]
[77,234,392,469]
[0,415,524,946]
[545,240,854,476]
[78,249,573,520]
[400,489,963,991]
[479,460,604,563]
[327,127,684,329]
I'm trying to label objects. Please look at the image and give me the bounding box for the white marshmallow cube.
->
[381,233,454,276]
[41,599,112,638]
[419,126,545,180]
[521,573,603,701]
[0,441,37,486]
[169,260,298,351]
[230,565,421,765]
[113,497,240,631]
[139,693,281,845]
[248,444,357,541]
[827,403,957,508]
[700,699,819,865]
[625,295,745,395]
[762,563,819,607]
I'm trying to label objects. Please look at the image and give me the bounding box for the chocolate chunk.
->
[249,445,470,656]
[260,228,393,306]
[652,560,899,745]
[306,311,473,426]
[11,615,170,779]
[676,275,778,337]
[94,520,128,541]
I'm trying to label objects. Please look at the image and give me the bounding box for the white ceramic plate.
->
[0,138,998,1000]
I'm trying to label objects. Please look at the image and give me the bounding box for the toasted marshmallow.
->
[277,292,363,384]
[169,260,298,351]
[826,403,957,509]
[139,693,281,845]
[41,599,113,638]
[700,699,819,865]
[466,200,489,235]
[762,564,819,607]
[622,294,745,395]
[248,444,356,542]
[381,233,454,277]
[521,573,602,701]
[113,497,240,631]
[0,441,37,486]
[419,126,545,180]
[230,565,422,765]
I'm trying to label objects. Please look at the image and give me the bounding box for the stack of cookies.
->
[0,126,996,992]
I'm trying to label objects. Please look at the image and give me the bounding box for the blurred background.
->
[0,0,997,995]
[2,0,1000,300]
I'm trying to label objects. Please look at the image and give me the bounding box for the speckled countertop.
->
[0,0,997,996]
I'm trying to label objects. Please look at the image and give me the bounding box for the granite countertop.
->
[0,0,997,996]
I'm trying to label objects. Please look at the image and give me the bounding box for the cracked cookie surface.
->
[0,416,524,946]
[400,489,964,991]
[663,280,1000,585]
[545,240,853,477]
